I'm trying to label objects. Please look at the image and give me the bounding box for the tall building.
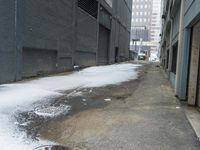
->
[130,0,162,55]
[151,0,162,51]
[0,0,132,84]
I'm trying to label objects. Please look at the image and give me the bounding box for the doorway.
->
[188,22,200,107]
[197,53,200,107]
[171,42,178,74]
[97,25,110,65]
[166,49,169,69]
[115,47,119,63]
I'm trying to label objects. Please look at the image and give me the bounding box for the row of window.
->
[132,4,151,9]
[132,18,151,23]
[133,0,151,2]
[132,11,151,16]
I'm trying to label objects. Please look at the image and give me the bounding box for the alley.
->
[2,0,200,150]
[37,64,200,150]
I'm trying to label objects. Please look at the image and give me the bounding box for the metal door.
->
[197,45,200,108]
[97,25,110,65]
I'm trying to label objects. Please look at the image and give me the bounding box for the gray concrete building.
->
[130,0,152,54]
[160,0,200,109]
[0,0,132,84]
[130,0,162,57]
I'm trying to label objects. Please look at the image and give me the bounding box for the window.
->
[78,0,98,18]
[171,43,178,74]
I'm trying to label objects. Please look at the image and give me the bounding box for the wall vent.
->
[78,0,98,18]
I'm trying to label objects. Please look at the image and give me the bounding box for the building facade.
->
[151,0,162,51]
[130,0,162,56]
[130,0,152,55]
[0,0,132,84]
[160,0,200,109]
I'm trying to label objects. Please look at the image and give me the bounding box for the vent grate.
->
[78,0,98,18]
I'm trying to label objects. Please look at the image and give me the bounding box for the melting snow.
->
[0,63,141,150]
[104,98,111,102]
[34,105,71,118]
[82,99,87,102]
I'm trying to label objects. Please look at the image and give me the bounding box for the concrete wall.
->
[172,8,180,45]
[113,0,132,61]
[0,0,16,83]
[178,0,200,100]
[75,8,98,67]
[0,0,132,84]
[161,0,200,101]
[22,0,75,75]
[184,0,200,28]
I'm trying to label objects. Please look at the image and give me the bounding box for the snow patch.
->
[82,99,87,102]
[104,98,111,102]
[0,63,141,150]
[34,105,71,118]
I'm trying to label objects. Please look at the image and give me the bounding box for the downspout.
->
[14,0,18,81]
[168,18,173,74]
[175,0,185,96]
[96,2,100,65]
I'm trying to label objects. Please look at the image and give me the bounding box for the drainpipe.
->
[175,0,185,96]
[14,0,18,81]
[168,19,173,74]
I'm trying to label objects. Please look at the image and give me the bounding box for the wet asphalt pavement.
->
[17,63,200,150]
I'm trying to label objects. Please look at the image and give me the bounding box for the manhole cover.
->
[33,145,69,150]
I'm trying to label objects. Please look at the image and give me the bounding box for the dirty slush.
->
[15,64,146,149]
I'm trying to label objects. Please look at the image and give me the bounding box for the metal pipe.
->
[175,0,185,96]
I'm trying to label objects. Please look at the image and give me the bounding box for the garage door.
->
[97,25,110,65]
[22,48,57,77]
[197,59,200,108]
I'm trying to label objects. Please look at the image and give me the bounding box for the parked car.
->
[138,53,146,60]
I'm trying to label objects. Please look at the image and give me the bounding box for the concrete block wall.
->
[0,0,132,84]
[75,8,98,67]
[0,0,16,83]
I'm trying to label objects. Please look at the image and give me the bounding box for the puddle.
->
[33,145,70,150]
[34,105,71,118]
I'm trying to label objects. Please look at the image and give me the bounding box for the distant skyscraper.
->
[151,0,162,51]
[130,0,162,53]
[131,0,152,41]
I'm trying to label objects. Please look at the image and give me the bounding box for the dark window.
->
[166,49,169,69]
[171,42,178,74]
[78,0,98,18]
[115,47,119,62]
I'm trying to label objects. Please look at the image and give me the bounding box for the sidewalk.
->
[183,105,200,141]
[38,64,200,150]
